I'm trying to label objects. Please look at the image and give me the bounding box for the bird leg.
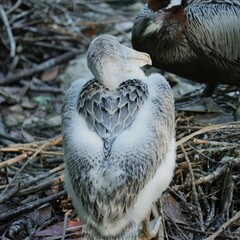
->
[139,204,161,240]
[200,83,223,113]
[234,93,240,120]
[201,83,217,97]
[176,83,223,113]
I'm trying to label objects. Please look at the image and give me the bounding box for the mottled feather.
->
[77,79,149,142]
[62,74,175,238]
[62,35,175,239]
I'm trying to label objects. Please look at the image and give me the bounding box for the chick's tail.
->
[80,222,138,240]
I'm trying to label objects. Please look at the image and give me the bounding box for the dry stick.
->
[167,216,189,240]
[13,148,63,156]
[49,163,65,174]
[0,136,62,170]
[187,146,236,155]
[1,163,64,192]
[176,122,240,147]
[204,211,240,240]
[0,51,81,85]
[0,147,63,156]
[0,5,16,57]
[180,144,204,232]
[62,213,68,240]
[0,190,66,222]
[173,162,224,192]
[194,158,240,186]
[29,41,79,52]
[0,136,61,203]
[6,0,22,14]
[173,158,240,192]
[159,200,169,240]
[193,138,239,147]
[22,35,80,42]
[0,135,62,151]
[198,186,211,220]
[18,175,64,196]
[0,151,32,169]
[180,226,212,235]
[0,133,24,143]
[28,85,64,94]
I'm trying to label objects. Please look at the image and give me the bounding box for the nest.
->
[0,1,239,239]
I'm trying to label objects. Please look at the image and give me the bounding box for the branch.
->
[0,5,16,57]
[204,211,240,240]
[0,51,82,86]
[176,122,240,147]
[0,190,66,222]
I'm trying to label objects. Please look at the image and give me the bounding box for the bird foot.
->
[202,97,223,113]
[139,217,161,240]
[234,95,240,121]
[235,106,240,121]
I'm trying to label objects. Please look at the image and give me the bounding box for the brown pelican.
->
[132,0,240,98]
[62,35,175,239]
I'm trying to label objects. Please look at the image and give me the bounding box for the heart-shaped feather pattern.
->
[77,79,148,141]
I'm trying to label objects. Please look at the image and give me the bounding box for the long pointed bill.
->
[120,45,152,67]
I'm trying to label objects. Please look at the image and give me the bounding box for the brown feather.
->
[132,0,240,92]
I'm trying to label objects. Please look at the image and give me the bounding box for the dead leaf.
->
[162,193,189,225]
[30,204,52,227]
[34,220,83,237]
[41,66,59,82]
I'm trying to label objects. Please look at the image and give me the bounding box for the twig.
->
[28,86,64,94]
[205,199,216,228]
[62,213,68,240]
[198,185,211,217]
[0,147,63,156]
[173,157,240,191]
[21,35,80,42]
[0,51,81,85]
[194,158,240,186]
[0,133,25,143]
[0,136,61,203]
[18,175,64,196]
[167,215,189,240]
[176,122,240,147]
[174,163,224,191]
[193,138,239,147]
[204,211,240,240]
[0,163,64,192]
[0,151,32,169]
[0,190,66,222]
[0,5,16,57]
[6,0,22,15]
[180,226,212,235]
[220,166,234,222]
[0,135,62,150]
[27,41,79,52]
[77,19,125,27]
[85,3,114,15]
[180,144,205,232]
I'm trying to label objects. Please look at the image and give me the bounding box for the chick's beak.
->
[121,45,152,67]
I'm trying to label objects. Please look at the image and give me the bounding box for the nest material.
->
[1,122,240,239]
[0,1,240,239]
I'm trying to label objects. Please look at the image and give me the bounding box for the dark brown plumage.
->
[132,0,240,96]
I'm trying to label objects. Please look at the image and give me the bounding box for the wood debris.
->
[0,0,239,239]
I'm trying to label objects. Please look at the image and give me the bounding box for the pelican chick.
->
[62,35,176,239]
